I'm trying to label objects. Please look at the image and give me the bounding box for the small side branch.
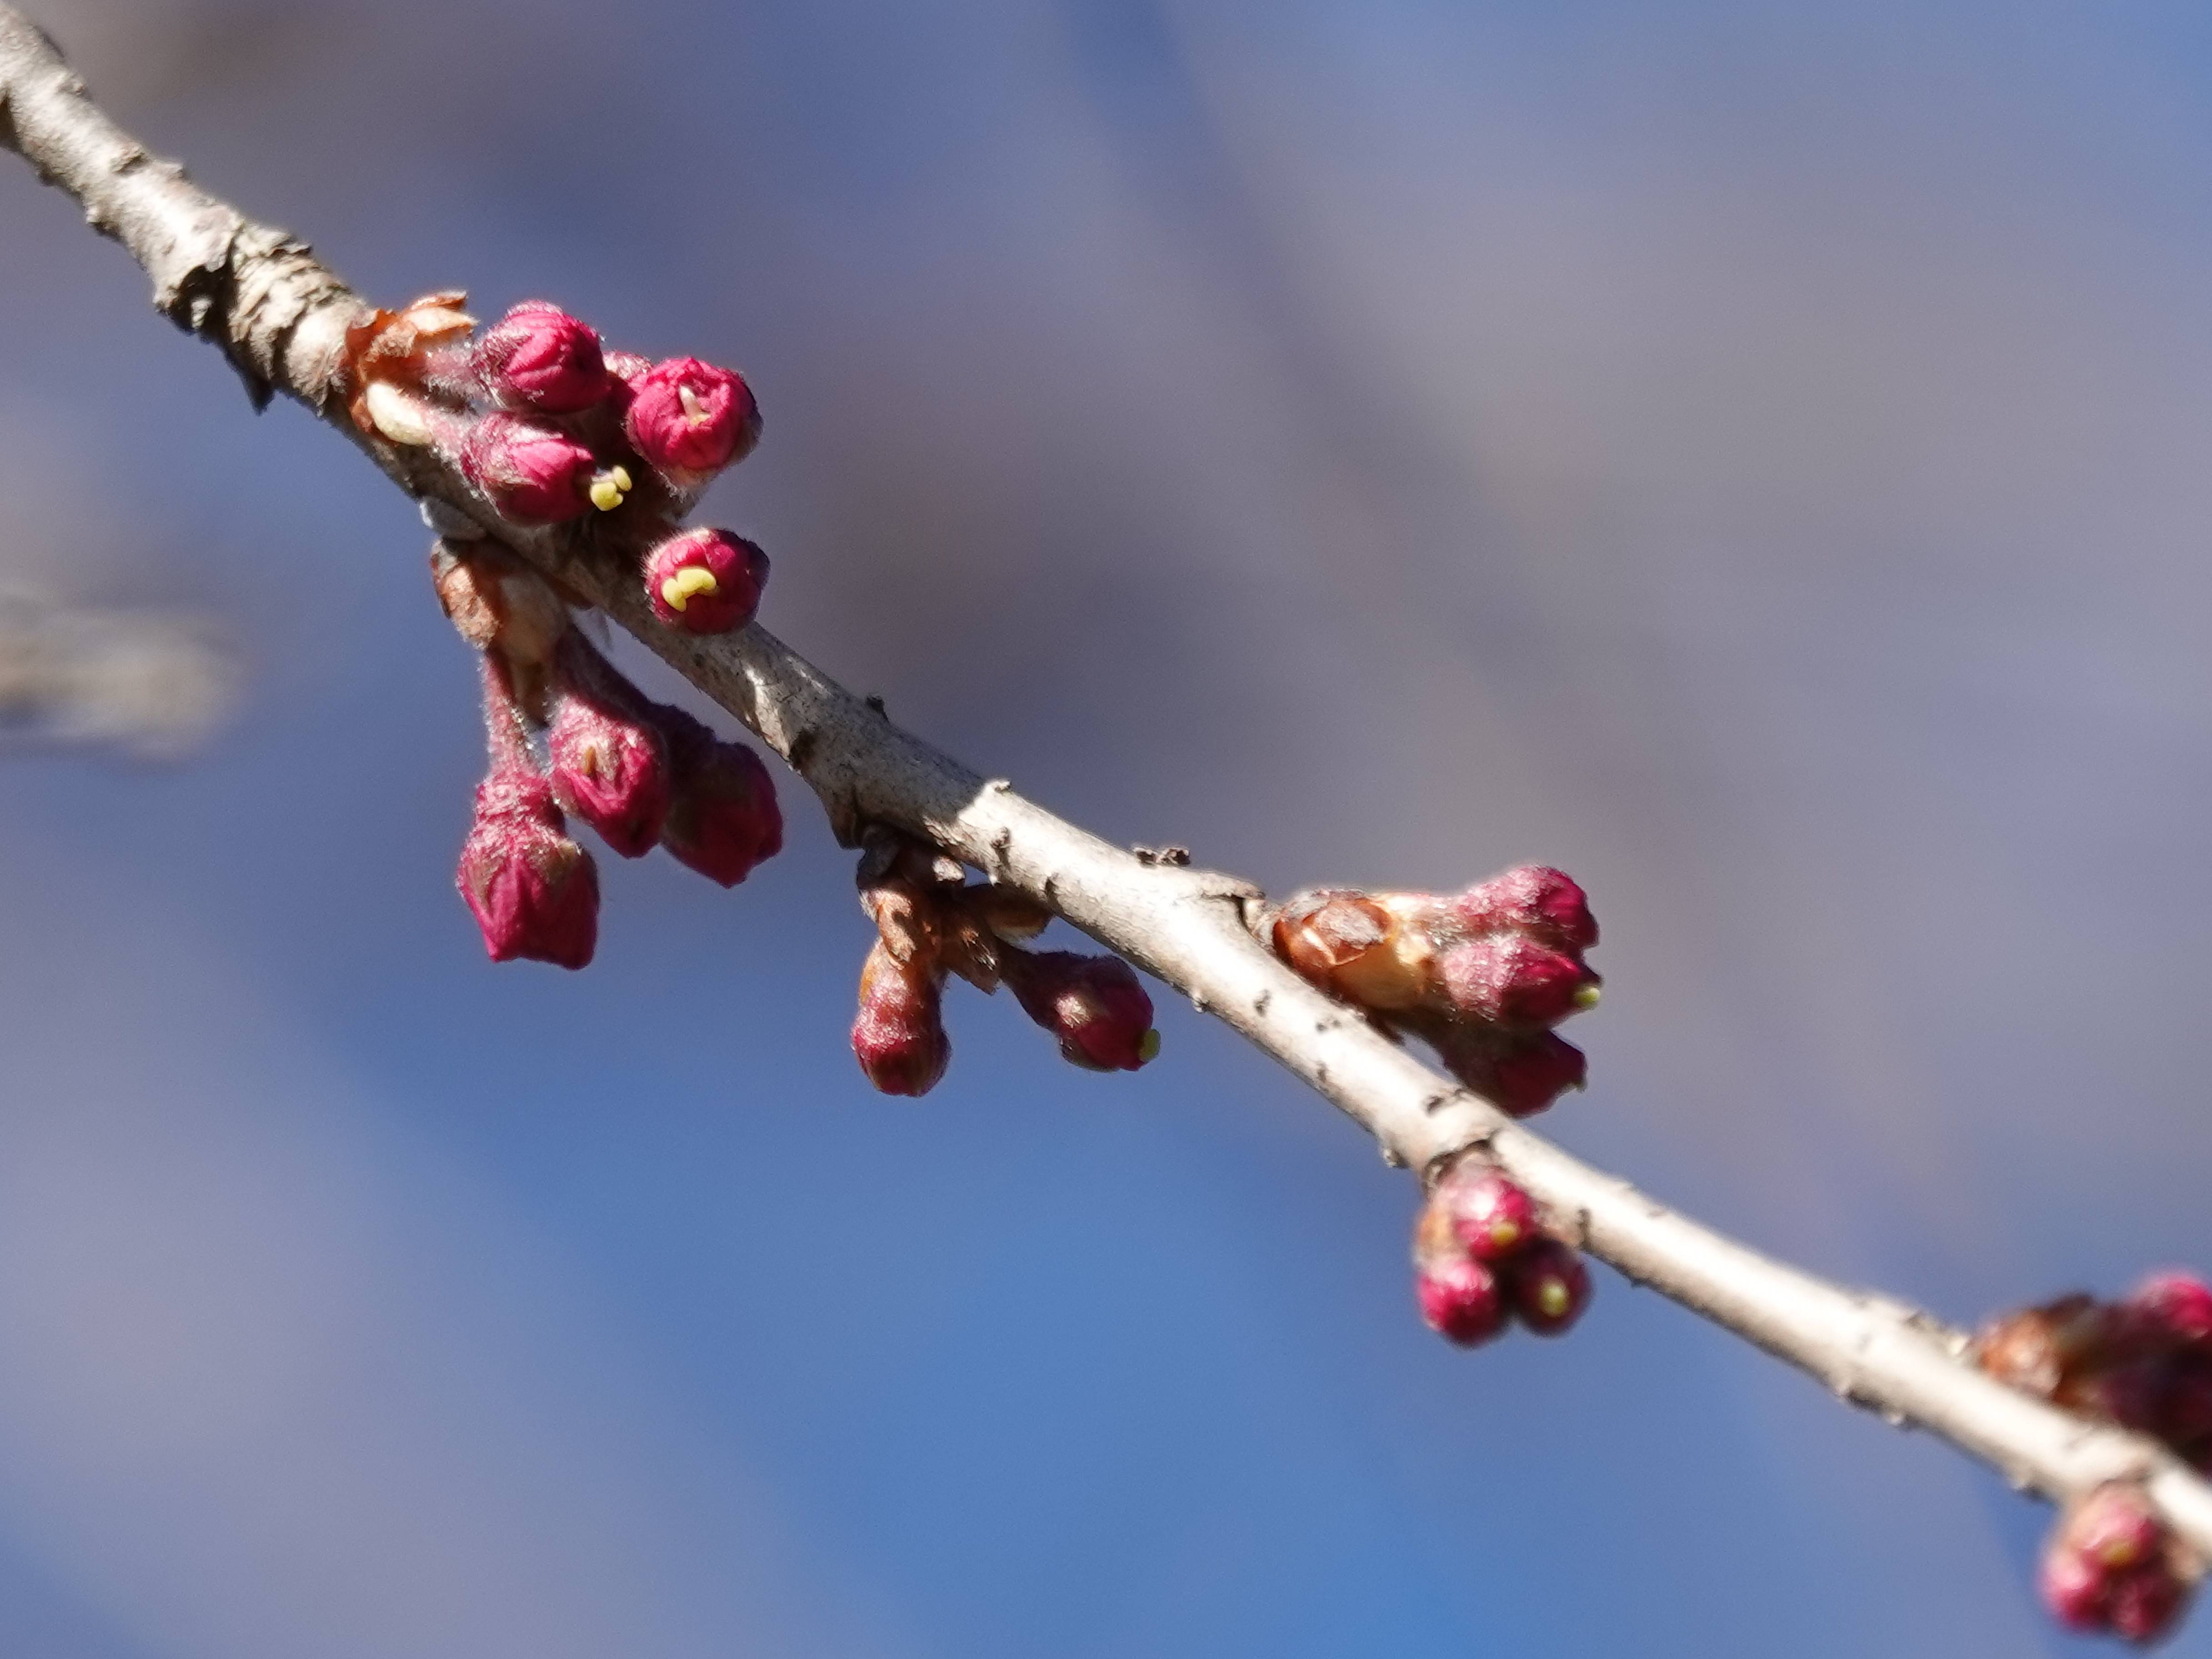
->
[5,0,2203,1564]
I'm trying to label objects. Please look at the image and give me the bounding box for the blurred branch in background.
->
[0,586,236,759]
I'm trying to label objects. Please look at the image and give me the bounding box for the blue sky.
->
[5,0,2212,1652]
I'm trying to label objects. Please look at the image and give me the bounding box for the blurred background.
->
[1,0,2209,1651]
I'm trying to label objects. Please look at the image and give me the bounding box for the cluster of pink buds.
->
[2038,1483,2197,1645]
[1412,1157,1591,1345]
[347,293,767,634]
[434,542,781,968]
[1272,865,1599,1117]
[1976,1272,2212,1473]
[849,829,1160,1096]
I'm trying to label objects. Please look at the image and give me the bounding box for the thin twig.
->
[5,0,2205,1564]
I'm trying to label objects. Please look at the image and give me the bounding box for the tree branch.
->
[7,0,2206,1569]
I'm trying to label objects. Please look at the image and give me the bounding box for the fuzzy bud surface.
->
[548,693,671,858]
[652,706,783,885]
[623,357,761,483]
[461,414,597,523]
[456,767,599,969]
[473,302,612,414]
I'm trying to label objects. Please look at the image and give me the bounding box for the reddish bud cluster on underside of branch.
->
[348,294,766,634]
[850,829,1159,1096]
[2041,1483,2199,1645]
[1413,1158,1592,1346]
[436,542,781,967]
[1272,865,1598,1118]
[1973,1273,2212,1644]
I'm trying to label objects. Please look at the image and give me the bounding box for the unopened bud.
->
[548,692,671,858]
[644,528,769,634]
[1413,1202,1505,1346]
[2073,1486,2167,1573]
[1001,949,1159,1071]
[623,356,762,485]
[2110,1570,2188,1645]
[1490,1034,1589,1116]
[472,302,613,414]
[461,414,598,523]
[2128,1272,2212,1352]
[1436,1164,1540,1262]
[852,940,950,1096]
[2039,1484,2194,1644]
[1453,864,1598,950]
[1507,1239,1591,1335]
[1424,1025,1587,1119]
[1438,933,1599,1028]
[456,767,599,969]
[651,705,784,885]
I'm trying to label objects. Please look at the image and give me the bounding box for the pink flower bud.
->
[2040,1486,2194,1644]
[1001,949,1159,1071]
[456,767,599,969]
[1490,1033,1588,1117]
[1453,864,1598,950]
[2128,1272,2212,1351]
[623,356,761,484]
[852,940,950,1096]
[548,691,670,858]
[460,414,597,523]
[2071,1486,2166,1573]
[643,528,769,634]
[2109,1570,2188,1645]
[1438,934,1599,1028]
[1507,1239,1591,1335]
[1412,1201,1506,1345]
[472,302,613,414]
[651,706,783,886]
[1418,1252,1507,1346]
[1437,1165,1540,1262]
[2040,1545,2111,1632]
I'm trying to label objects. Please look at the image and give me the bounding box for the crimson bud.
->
[653,706,783,885]
[461,414,597,523]
[1437,1165,1540,1262]
[1508,1239,1592,1335]
[2128,1272,2212,1352]
[852,940,950,1096]
[1413,1202,1505,1346]
[645,528,769,634]
[548,691,671,858]
[1438,933,1599,1028]
[472,302,613,414]
[623,356,761,484]
[456,766,599,969]
[1453,864,1599,950]
[1002,949,1159,1071]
